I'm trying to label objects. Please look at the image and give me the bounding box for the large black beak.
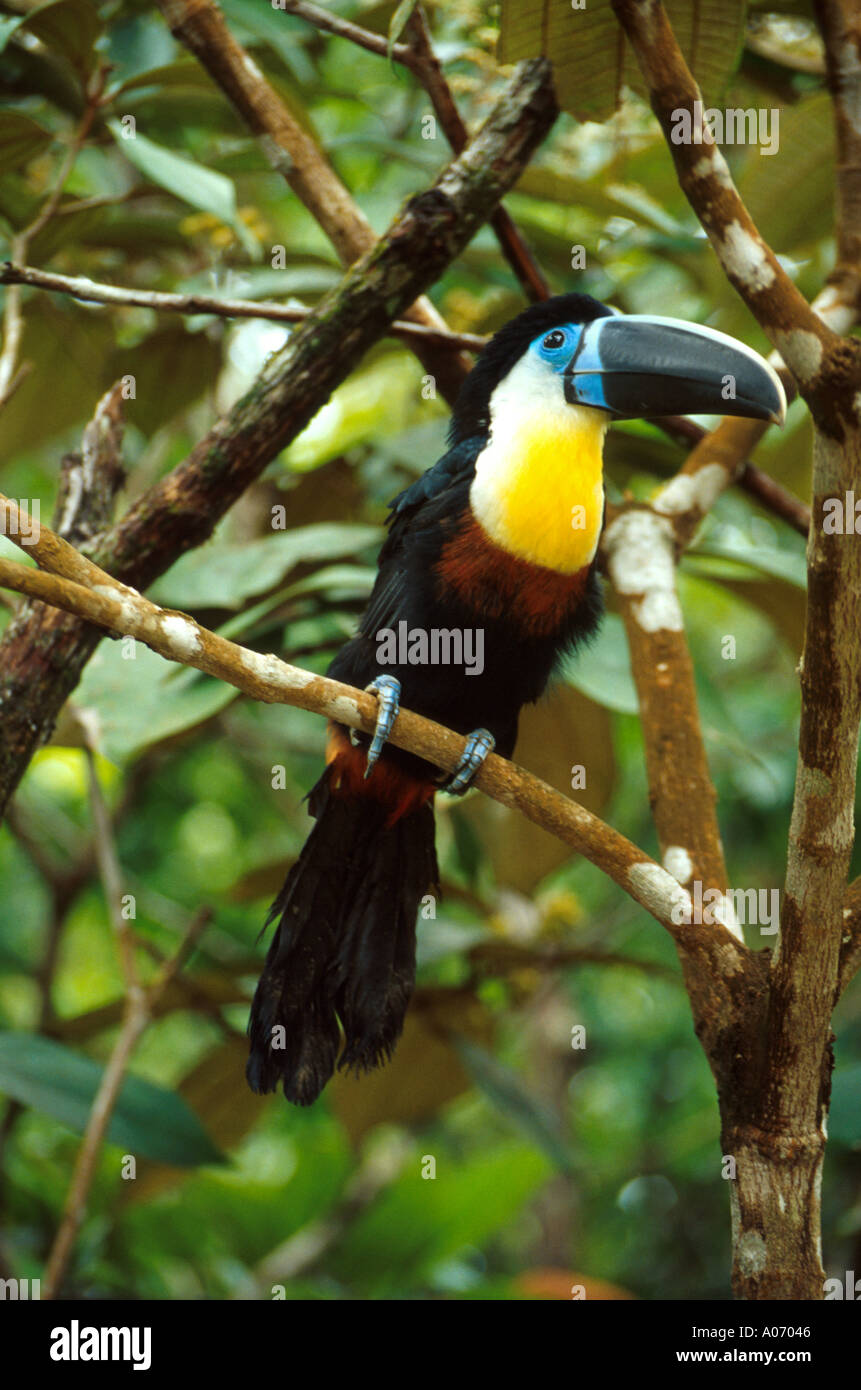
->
[563,314,786,425]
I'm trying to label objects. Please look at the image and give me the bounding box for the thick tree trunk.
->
[719,427,861,1298]
[725,1127,827,1299]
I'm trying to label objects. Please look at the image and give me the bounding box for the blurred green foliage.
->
[0,0,859,1301]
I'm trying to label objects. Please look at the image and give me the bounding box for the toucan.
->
[246,293,785,1105]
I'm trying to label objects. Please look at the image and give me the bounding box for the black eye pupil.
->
[543,330,565,350]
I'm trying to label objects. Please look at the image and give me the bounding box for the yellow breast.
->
[469,404,607,574]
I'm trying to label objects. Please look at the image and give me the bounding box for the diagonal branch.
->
[41,696,211,1298]
[283,0,550,301]
[0,259,815,542]
[0,500,735,952]
[281,0,410,61]
[399,4,551,302]
[155,0,482,403]
[41,890,209,1299]
[611,0,844,413]
[0,58,557,821]
[612,0,861,1300]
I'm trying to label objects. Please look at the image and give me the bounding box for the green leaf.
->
[736,92,834,252]
[110,325,224,435]
[565,614,639,715]
[111,59,221,97]
[702,575,806,653]
[688,535,807,588]
[499,0,747,121]
[287,352,429,470]
[23,0,101,76]
[0,1033,225,1166]
[149,523,382,610]
[277,563,376,602]
[106,119,256,256]
[453,1036,576,1175]
[829,1062,861,1148]
[219,0,316,84]
[459,683,615,890]
[73,639,237,764]
[332,1142,550,1286]
[0,299,117,459]
[0,113,53,174]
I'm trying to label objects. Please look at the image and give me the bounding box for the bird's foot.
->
[363,675,401,778]
[440,728,495,796]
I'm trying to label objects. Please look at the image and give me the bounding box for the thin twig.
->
[285,1,551,302]
[41,990,149,1299]
[402,5,550,302]
[156,0,477,401]
[0,262,816,538]
[82,730,141,993]
[282,0,410,62]
[0,59,559,825]
[42,722,211,1299]
[0,262,486,353]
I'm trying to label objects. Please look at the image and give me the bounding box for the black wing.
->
[357,435,483,638]
[387,435,483,527]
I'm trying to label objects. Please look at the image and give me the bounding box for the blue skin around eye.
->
[529,324,608,410]
[530,326,577,365]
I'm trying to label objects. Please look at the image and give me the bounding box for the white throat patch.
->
[468,353,609,574]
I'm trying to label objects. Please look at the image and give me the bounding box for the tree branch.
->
[0,262,486,354]
[602,503,729,903]
[0,59,557,822]
[155,0,484,403]
[401,5,550,302]
[40,907,208,1300]
[609,0,861,1301]
[0,500,729,950]
[281,0,410,62]
[611,0,846,415]
[282,0,550,302]
[41,707,211,1298]
[816,0,861,314]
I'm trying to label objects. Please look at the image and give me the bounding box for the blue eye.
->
[542,330,567,351]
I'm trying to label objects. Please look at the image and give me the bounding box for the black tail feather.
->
[246,770,438,1105]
